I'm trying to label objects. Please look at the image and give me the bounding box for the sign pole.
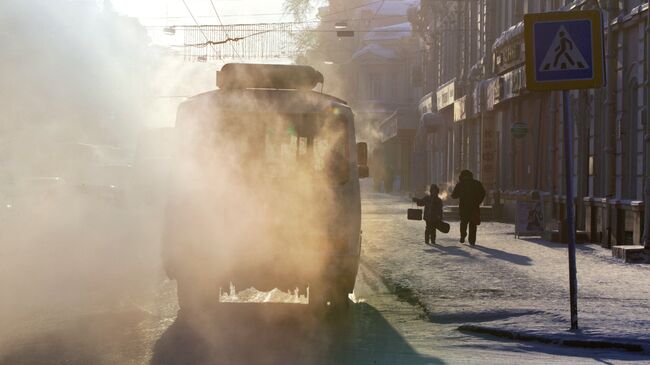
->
[562,89,579,331]
[526,9,604,333]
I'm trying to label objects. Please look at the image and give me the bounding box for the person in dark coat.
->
[412,184,443,245]
[451,170,486,245]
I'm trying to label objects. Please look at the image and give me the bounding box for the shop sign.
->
[497,66,527,104]
[511,122,529,138]
[453,96,467,122]
[472,83,482,115]
[487,77,504,109]
[511,66,527,94]
[436,79,456,110]
[494,42,525,74]
[473,80,491,115]
[485,77,499,111]
[418,92,435,115]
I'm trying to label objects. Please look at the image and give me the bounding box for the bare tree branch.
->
[282,0,314,22]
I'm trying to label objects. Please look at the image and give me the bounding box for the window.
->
[265,115,349,174]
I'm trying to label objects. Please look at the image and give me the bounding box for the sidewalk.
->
[360,191,650,352]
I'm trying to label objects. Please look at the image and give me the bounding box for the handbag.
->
[407,208,423,221]
[435,220,450,233]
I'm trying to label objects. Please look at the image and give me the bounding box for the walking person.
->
[412,184,443,245]
[451,170,486,246]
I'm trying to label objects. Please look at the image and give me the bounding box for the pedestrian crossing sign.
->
[524,10,605,91]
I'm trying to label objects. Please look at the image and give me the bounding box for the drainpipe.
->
[576,90,589,231]
[551,92,559,224]
[604,0,620,246]
[485,0,499,214]
[643,1,650,249]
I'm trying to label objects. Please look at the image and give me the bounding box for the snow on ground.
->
[360,190,650,348]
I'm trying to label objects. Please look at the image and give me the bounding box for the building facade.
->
[309,0,421,192]
[409,0,649,246]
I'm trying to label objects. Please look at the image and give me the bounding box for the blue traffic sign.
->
[524,11,604,91]
[524,10,607,332]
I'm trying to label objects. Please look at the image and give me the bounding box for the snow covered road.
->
[360,189,650,363]
[2,190,650,364]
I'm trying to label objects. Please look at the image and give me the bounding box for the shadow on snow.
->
[150,302,444,365]
[423,242,532,266]
[469,245,533,266]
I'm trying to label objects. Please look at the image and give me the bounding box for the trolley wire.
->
[180,0,219,57]
[146,1,402,29]
[179,30,272,47]
[207,0,241,60]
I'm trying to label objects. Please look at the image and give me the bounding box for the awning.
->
[473,79,491,114]
[380,108,418,143]
[420,112,444,132]
[493,21,523,50]
[454,95,470,122]
[351,43,399,61]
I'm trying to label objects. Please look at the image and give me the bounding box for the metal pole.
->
[562,90,579,331]
[645,177,650,248]
[643,1,650,249]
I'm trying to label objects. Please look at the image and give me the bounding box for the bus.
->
[162,63,368,312]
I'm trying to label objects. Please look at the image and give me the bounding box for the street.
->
[1,187,648,364]
[4,1,650,364]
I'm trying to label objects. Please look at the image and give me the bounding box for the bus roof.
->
[181,88,350,115]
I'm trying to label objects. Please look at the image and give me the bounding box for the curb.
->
[458,324,646,353]
[359,258,432,316]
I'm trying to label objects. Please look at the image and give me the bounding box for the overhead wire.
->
[143,0,385,21]
[144,1,398,28]
[180,0,219,59]
[318,0,383,20]
[207,0,242,60]
[168,28,442,34]
[142,12,292,19]
[144,14,410,30]
[367,0,387,28]
[178,30,273,47]
[173,0,414,59]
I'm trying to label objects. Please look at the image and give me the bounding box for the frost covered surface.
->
[361,191,650,347]
[220,283,309,304]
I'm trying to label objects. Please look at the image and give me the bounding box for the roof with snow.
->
[354,0,419,17]
[351,43,399,61]
[493,21,524,50]
[364,21,412,42]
